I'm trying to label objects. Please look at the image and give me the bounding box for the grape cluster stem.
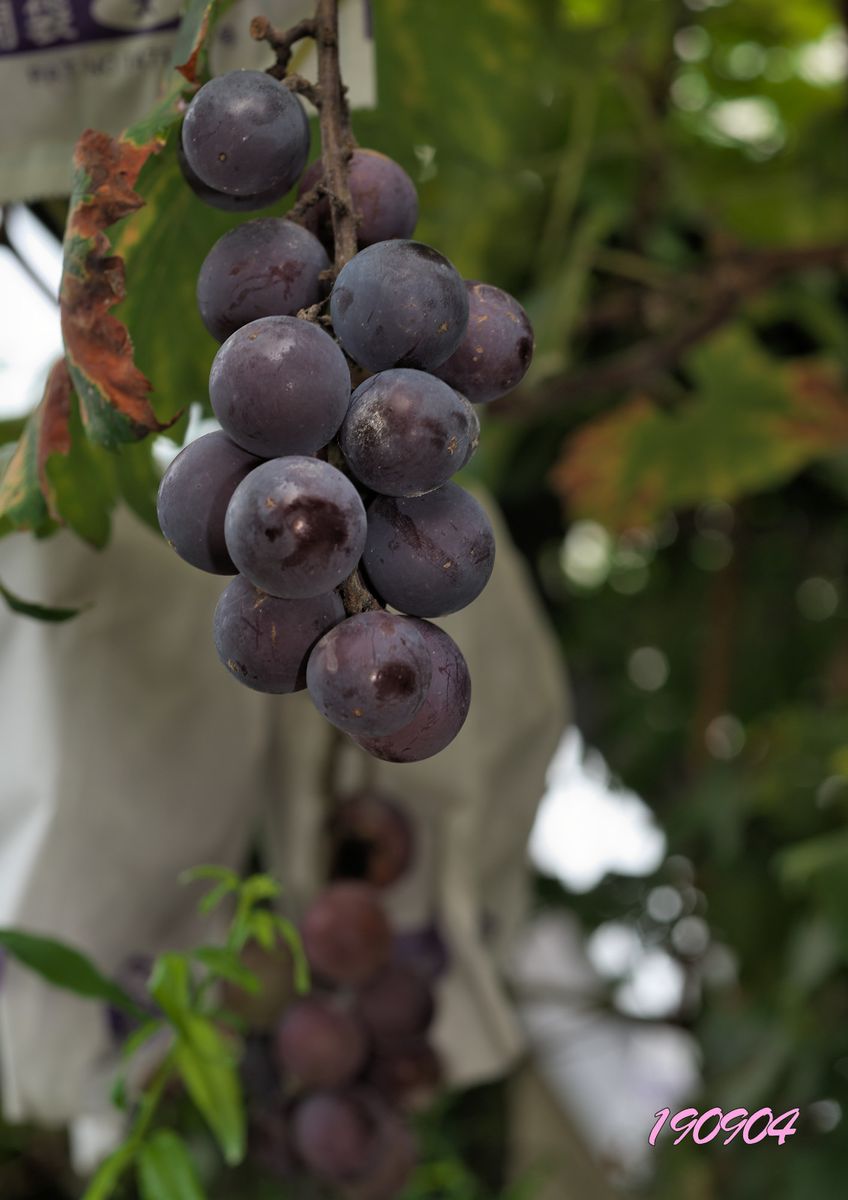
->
[251,0,359,273]
[252,0,381,619]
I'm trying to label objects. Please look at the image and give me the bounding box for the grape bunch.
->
[158,66,535,763]
[233,792,446,1199]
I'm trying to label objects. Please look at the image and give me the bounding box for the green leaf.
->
[198,880,236,916]
[554,328,848,530]
[0,929,141,1015]
[122,1019,165,1061]
[44,391,118,548]
[149,953,192,1025]
[79,1142,136,1200]
[172,1015,245,1165]
[192,947,260,993]
[181,864,240,888]
[0,580,85,622]
[777,830,848,885]
[246,908,277,952]
[239,874,282,906]
[137,1130,206,1200]
[0,360,72,537]
[272,916,311,996]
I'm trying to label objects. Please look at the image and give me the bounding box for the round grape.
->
[182,70,309,197]
[210,316,350,458]
[274,996,368,1089]
[357,963,435,1047]
[156,431,262,575]
[362,483,495,617]
[224,457,366,599]
[354,621,471,763]
[330,240,469,372]
[301,882,392,986]
[178,138,289,212]
[197,219,329,343]
[298,148,418,249]
[368,1040,442,1108]
[393,925,449,981]
[291,1091,380,1183]
[329,793,413,889]
[433,281,534,404]
[345,1112,417,1200]
[306,612,432,737]
[339,369,478,497]
[213,575,344,693]
[221,938,296,1031]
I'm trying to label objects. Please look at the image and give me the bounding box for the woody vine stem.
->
[251,0,358,273]
[251,0,380,618]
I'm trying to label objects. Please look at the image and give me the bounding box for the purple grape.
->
[433,281,534,404]
[357,963,434,1048]
[339,369,478,497]
[156,431,263,574]
[178,138,288,212]
[368,1039,442,1108]
[354,621,471,763]
[249,1106,299,1181]
[306,612,432,737]
[182,70,309,197]
[197,219,330,343]
[329,793,414,889]
[222,939,297,1031]
[274,996,368,1089]
[291,1090,380,1183]
[213,574,344,693]
[329,241,469,372]
[297,148,418,249]
[224,457,366,599]
[345,1112,418,1200]
[209,316,351,458]
[106,954,157,1043]
[301,882,392,987]
[362,483,495,617]
[392,926,449,981]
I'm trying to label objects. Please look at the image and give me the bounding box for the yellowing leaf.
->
[553,329,848,530]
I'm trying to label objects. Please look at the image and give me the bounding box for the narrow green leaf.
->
[198,880,236,916]
[80,1142,136,1200]
[192,947,260,993]
[272,916,311,996]
[173,1015,245,1165]
[137,1130,206,1200]
[0,580,85,622]
[239,874,282,906]
[111,1019,168,1109]
[0,929,141,1015]
[148,954,192,1025]
[121,1018,165,1061]
[247,909,276,953]
[180,864,240,888]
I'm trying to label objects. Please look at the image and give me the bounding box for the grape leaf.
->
[552,329,848,531]
[0,581,85,623]
[0,929,142,1015]
[173,1015,245,1165]
[0,359,72,534]
[137,1130,207,1200]
[55,0,229,450]
[80,1142,137,1200]
[192,947,260,993]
